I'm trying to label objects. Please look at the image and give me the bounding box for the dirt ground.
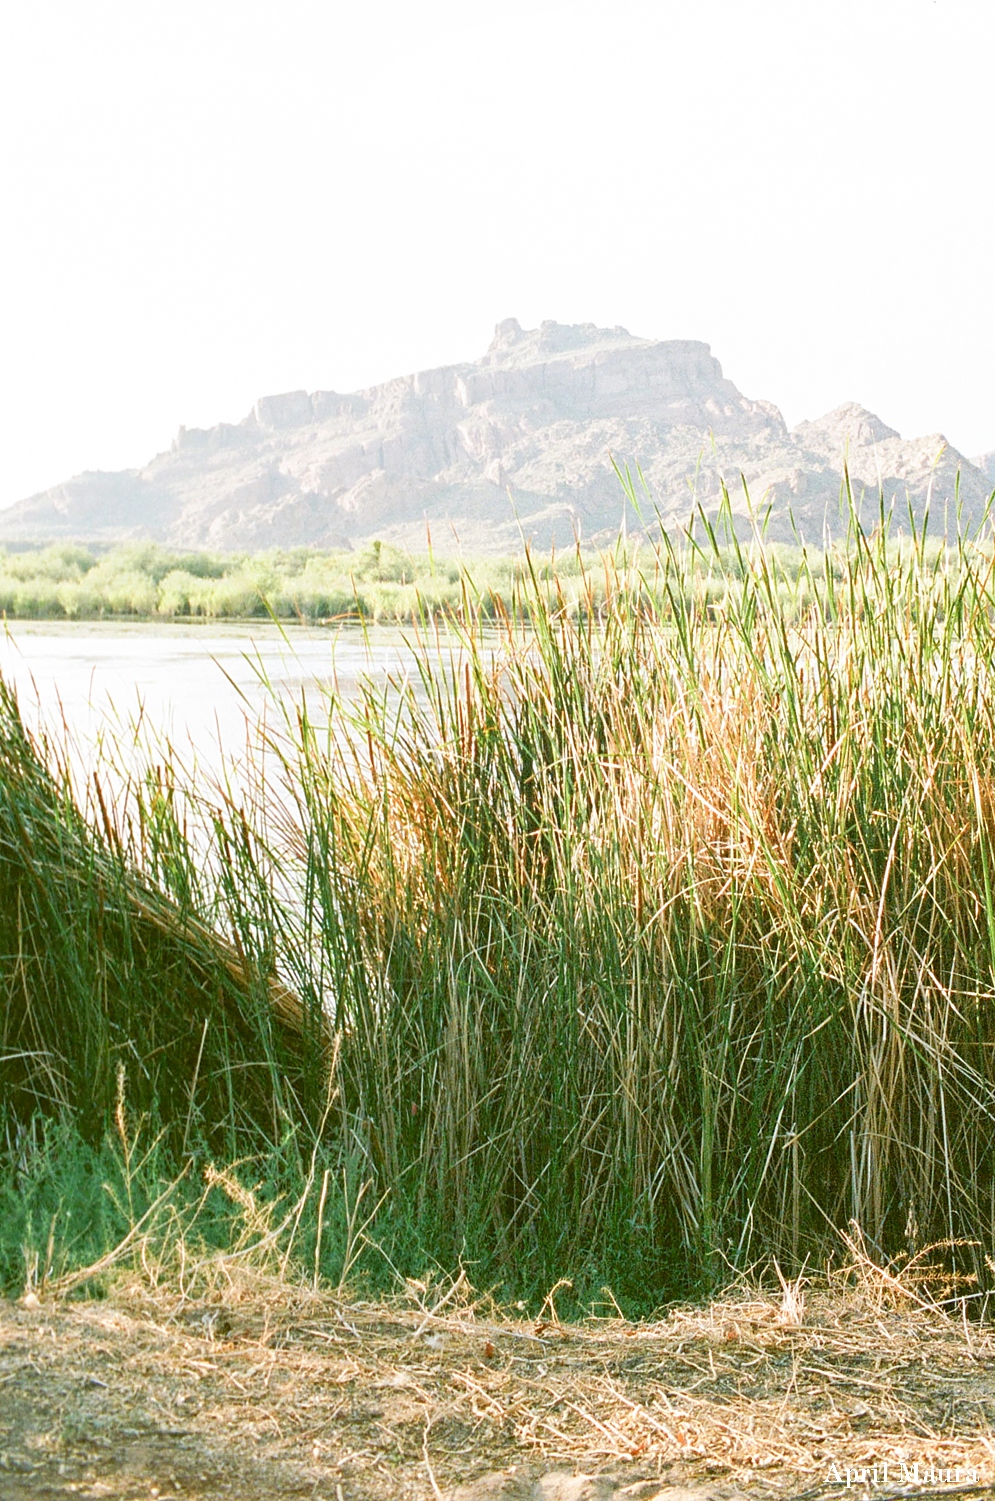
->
[4,1276,995,1501]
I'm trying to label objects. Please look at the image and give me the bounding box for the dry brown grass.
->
[4,1266,995,1499]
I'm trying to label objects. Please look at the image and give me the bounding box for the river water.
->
[0,620,430,779]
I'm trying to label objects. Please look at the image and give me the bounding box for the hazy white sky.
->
[1,0,992,509]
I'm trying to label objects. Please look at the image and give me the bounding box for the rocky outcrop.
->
[1,320,990,550]
[973,452,995,488]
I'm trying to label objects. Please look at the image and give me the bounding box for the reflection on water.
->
[0,620,433,777]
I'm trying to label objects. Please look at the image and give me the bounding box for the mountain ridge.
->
[1,320,990,551]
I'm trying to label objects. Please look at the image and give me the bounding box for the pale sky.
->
[1,0,992,510]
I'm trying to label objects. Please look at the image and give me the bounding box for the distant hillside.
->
[1,319,991,550]
[974,451,995,488]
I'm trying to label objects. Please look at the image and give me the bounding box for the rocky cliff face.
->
[972,452,995,489]
[1,320,990,550]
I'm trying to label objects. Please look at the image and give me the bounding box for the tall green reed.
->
[281,493,995,1296]
[6,489,995,1306]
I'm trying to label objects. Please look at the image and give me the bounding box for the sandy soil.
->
[3,1279,995,1500]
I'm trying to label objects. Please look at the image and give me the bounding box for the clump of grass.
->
[7,487,995,1309]
[0,678,328,1158]
[279,490,995,1299]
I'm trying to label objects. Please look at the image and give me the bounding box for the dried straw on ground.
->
[4,1258,995,1500]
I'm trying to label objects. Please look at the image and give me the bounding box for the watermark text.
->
[827,1460,981,1489]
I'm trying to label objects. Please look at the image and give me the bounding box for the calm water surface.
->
[0,620,432,774]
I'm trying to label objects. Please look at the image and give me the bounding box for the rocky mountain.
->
[1,319,990,551]
[973,452,995,488]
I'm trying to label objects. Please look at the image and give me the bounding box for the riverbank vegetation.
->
[5,497,995,1317]
[0,538,538,622]
[0,532,930,624]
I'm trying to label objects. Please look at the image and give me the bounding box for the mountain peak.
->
[488,317,525,352]
[0,325,988,551]
[481,317,653,369]
[793,404,901,450]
